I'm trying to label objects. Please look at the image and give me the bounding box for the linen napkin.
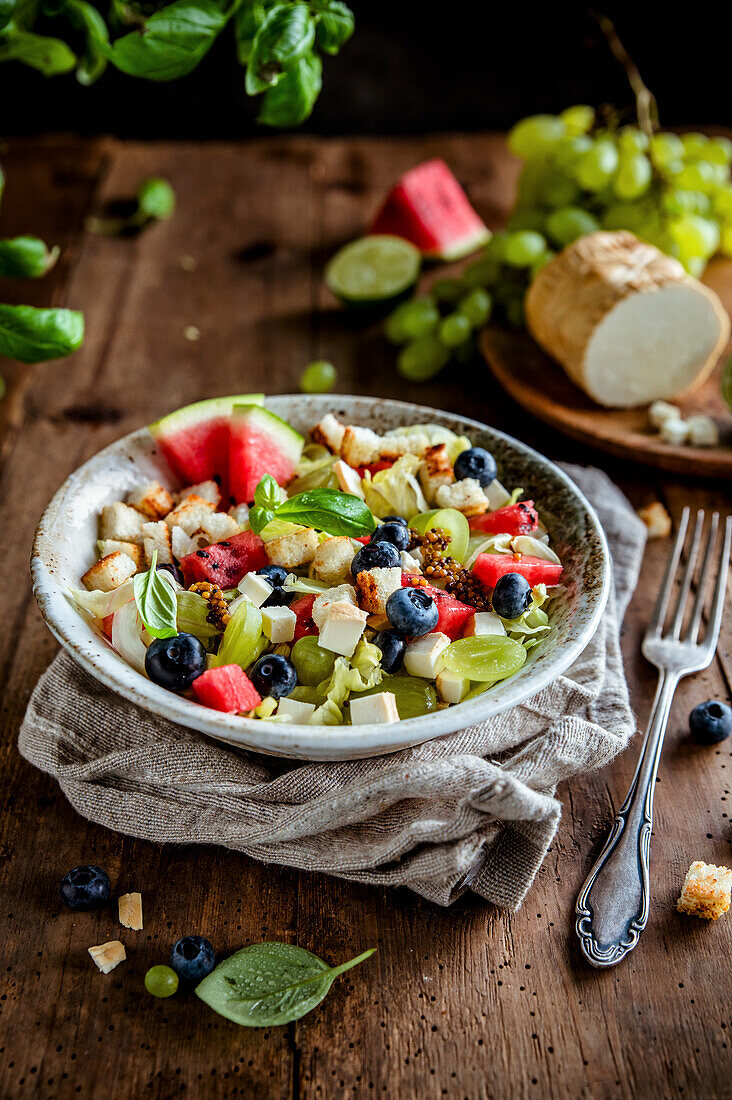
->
[19,465,646,910]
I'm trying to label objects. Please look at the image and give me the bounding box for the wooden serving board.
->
[481,258,732,478]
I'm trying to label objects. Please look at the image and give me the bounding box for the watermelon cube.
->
[470,501,539,537]
[180,530,268,588]
[370,159,490,261]
[401,576,476,639]
[290,595,318,640]
[473,553,563,589]
[191,665,261,713]
[229,404,304,504]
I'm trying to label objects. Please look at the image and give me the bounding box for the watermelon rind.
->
[148,394,264,439]
[229,404,305,503]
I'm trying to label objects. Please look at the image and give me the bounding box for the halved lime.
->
[325,235,421,307]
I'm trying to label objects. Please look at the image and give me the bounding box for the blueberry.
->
[170,935,216,982]
[371,522,411,551]
[351,541,401,576]
[145,633,207,692]
[386,587,438,636]
[453,447,497,487]
[60,865,111,911]
[376,629,406,673]
[156,562,183,585]
[383,515,408,527]
[257,564,288,587]
[262,586,294,608]
[492,573,532,620]
[250,653,297,699]
[689,700,732,745]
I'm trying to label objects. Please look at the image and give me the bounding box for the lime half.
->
[326,235,421,306]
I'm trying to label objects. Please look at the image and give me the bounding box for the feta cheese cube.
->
[261,604,296,643]
[277,697,316,723]
[318,601,368,657]
[238,571,274,607]
[436,669,470,704]
[88,940,126,974]
[333,459,366,499]
[118,892,143,931]
[464,611,506,637]
[403,632,451,679]
[349,691,399,725]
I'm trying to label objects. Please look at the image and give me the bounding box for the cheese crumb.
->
[677,861,732,920]
[637,501,672,540]
[88,940,127,974]
[686,414,719,448]
[659,417,689,446]
[648,400,681,429]
[118,892,143,931]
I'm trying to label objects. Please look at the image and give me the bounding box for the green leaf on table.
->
[195,942,375,1027]
[0,236,59,278]
[133,550,178,639]
[0,303,84,363]
[106,0,228,82]
[245,2,314,94]
[137,176,176,220]
[313,0,353,54]
[64,0,109,84]
[0,28,76,74]
[275,486,375,537]
[721,354,732,413]
[257,50,321,127]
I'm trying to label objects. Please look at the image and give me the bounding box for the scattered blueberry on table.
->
[170,936,216,982]
[689,700,732,745]
[60,865,111,910]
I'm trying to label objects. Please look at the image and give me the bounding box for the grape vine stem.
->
[592,12,659,138]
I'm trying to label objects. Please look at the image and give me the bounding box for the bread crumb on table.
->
[637,501,672,540]
[677,861,732,920]
[118,892,143,931]
[88,940,127,973]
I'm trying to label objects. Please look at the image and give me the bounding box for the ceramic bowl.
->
[31,394,610,760]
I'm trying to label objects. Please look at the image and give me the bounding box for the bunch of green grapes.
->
[507,106,732,276]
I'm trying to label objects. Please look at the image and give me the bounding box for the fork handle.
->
[575,668,680,968]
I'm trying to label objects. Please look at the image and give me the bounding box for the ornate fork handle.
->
[575,669,680,968]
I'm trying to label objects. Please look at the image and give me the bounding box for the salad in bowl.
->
[67,394,566,728]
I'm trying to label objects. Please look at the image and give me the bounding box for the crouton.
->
[191,511,241,547]
[175,480,222,507]
[312,536,356,585]
[356,566,402,615]
[400,549,423,574]
[313,583,358,629]
[677,861,732,920]
[379,433,430,460]
[637,501,672,540]
[311,413,346,453]
[82,551,137,592]
[228,503,250,527]
[98,539,145,570]
[333,459,365,499]
[99,502,147,544]
[118,892,143,931]
[170,526,197,560]
[266,527,319,569]
[88,940,126,974]
[164,495,216,536]
[340,425,380,467]
[142,521,174,566]
[419,443,454,503]
[435,478,489,517]
[127,480,174,521]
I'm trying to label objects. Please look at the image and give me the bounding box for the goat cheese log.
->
[525,231,730,408]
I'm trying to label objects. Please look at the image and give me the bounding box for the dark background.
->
[1,2,731,137]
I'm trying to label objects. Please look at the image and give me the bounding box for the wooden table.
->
[1,134,730,1100]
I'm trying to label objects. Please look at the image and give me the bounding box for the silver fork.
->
[575,507,732,968]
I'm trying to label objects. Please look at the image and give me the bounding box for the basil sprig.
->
[0,303,84,364]
[86,177,176,236]
[0,236,59,278]
[250,478,376,537]
[133,550,178,640]
[196,942,375,1027]
[248,473,287,535]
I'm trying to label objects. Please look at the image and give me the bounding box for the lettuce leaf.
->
[289,443,338,494]
[361,454,428,520]
[309,638,384,724]
[501,585,551,651]
[70,580,134,619]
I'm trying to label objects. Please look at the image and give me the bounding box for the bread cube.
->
[333,459,366,499]
[318,601,368,657]
[98,539,145,570]
[229,503,250,527]
[164,495,216,536]
[193,511,241,547]
[127,479,174,521]
[403,632,451,679]
[349,691,399,725]
[142,521,174,566]
[379,433,429,460]
[313,584,358,629]
[355,566,402,616]
[118,892,143,931]
[340,425,380,467]
[312,536,356,586]
[88,940,126,974]
[175,480,222,507]
[677,861,732,920]
[266,527,319,569]
[637,501,672,540]
[435,478,489,517]
[100,502,147,544]
[418,443,454,503]
[82,552,137,593]
[311,413,346,453]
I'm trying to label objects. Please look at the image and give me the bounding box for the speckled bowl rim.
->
[31,394,610,761]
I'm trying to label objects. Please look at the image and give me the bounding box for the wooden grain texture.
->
[0,133,730,1100]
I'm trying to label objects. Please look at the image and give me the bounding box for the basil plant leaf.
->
[233,0,265,64]
[313,0,353,55]
[196,942,375,1027]
[0,236,59,278]
[133,550,178,639]
[137,176,176,221]
[257,51,321,128]
[107,0,228,82]
[64,0,109,84]
[275,486,375,537]
[0,0,17,32]
[248,504,275,535]
[254,473,286,510]
[245,1,314,95]
[0,28,77,74]
[0,303,84,363]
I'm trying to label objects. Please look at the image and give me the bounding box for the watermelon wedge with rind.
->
[370,159,490,261]
[149,394,264,500]
[229,404,304,504]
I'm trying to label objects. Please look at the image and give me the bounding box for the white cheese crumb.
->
[648,400,682,429]
[686,414,719,448]
[88,940,126,974]
[659,417,690,446]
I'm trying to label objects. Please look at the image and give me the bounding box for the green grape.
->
[676,160,724,192]
[484,230,509,261]
[507,114,566,159]
[515,161,552,206]
[649,132,685,166]
[613,153,652,200]
[529,250,556,278]
[397,335,450,381]
[457,288,492,327]
[617,127,649,154]
[670,214,721,259]
[145,966,179,998]
[438,313,472,348]
[601,201,647,232]
[385,296,439,343]
[720,223,732,258]
[503,230,547,267]
[541,170,580,207]
[300,359,337,394]
[706,136,732,165]
[354,674,438,719]
[421,507,470,561]
[291,636,336,686]
[545,206,600,247]
[505,297,525,328]
[441,635,527,682]
[712,184,732,219]
[212,599,263,670]
[462,256,500,288]
[573,140,619,191]
[553,135,593,170]
[507,207,546,232]
[430,278,465,306]
[559,104,594,135]
[680,132,709,158]
[662,189,711,217]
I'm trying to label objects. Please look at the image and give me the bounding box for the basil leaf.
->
[257,50,321,127]
[133,550,178,639]
[0,303,84,363]
[0,28,76,74]
[313,0,353,55]
[64,0,109,84]
[137,176,175,220]
[254,472,285,510]
[0,236,59,278]
[274,487,375,537]
[107,0,227,82]
[245,2,314,94]
[248,504,274,535]
[233,0,265,63]
[0,0,17,32]
[195,942,375,1027]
